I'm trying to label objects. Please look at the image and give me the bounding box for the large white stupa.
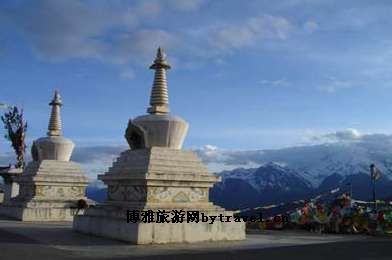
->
[0,91,89,221]
[73,48,245,244]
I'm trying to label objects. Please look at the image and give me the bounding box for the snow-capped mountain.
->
[211,162,314,210]
[256,143,375,186]
[203,134,392,209]
[210,161,392,210]
[196,133,392,187]
[216,162,312,192]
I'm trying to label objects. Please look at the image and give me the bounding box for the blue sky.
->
[1,0,392,153]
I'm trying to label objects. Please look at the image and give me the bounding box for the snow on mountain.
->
[217,162,312,192]
[258,142,373,186]
[197,133,392,187]
[252,163,312,191]
[217,168,256,181]
[211,162,313,209]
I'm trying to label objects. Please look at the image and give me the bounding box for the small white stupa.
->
[0,91,89,221]
[73,48,245,244]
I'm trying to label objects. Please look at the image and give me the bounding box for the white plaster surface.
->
[74,147,246,244]
[34,136,75,161]
[0,160,89,221]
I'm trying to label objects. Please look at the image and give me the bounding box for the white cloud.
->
[120,68,135,80]
[0,1,299,70]
[247,15,292,40]
[311,128,362,143]
[208,15,293,51]
[318,77,354,93]
[136,1,162,17]
[194,145,264,172]
[168,0,207,11]
[303,20,319,33]
[210,26,255,49]
[1,1,133,62]
[203,144,218,151]
[195,144,225,163]
[109,29,179,65]
[0,1,181,65]
[71,145,125,179]
[335,128,361,140]
[260,79,290,87]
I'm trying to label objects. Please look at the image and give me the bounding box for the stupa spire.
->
[47,90,62,136]
[147,47,171,114]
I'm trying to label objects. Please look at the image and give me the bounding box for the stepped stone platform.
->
[0,160,88,221]
[74,147,244,244]
[1,218,390,260]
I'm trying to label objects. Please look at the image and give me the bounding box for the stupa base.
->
[0,201,83,221]
[0,160,89,222]
[73,216,245,244]
[73,207,245,244]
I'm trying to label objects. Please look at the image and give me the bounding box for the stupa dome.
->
[34,91,74,161]
[125,48,188,150]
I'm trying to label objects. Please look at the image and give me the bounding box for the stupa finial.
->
[147,47,171,114]
[47,90,62,136]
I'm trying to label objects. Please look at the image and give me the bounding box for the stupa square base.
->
[0,159,89,222]
[0,201,81,221]
[73,213,245,244]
